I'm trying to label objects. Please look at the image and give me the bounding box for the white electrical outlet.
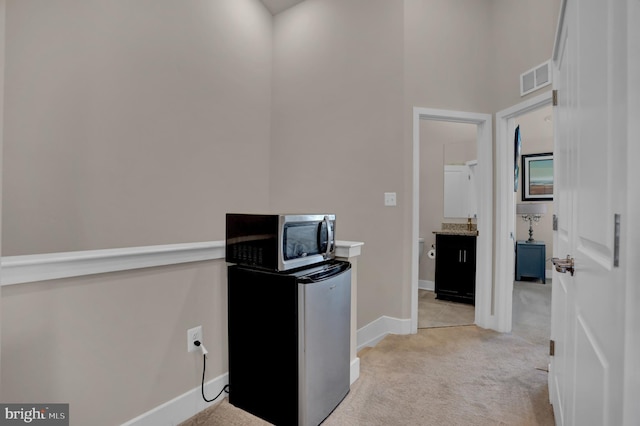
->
[187,325,203,353]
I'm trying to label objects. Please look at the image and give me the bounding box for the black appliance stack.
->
[226,214,351,426]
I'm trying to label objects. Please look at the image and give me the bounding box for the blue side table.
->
[516,240,546,283]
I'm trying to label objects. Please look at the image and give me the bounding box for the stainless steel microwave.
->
[225,214,336,271]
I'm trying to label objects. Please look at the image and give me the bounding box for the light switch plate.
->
[384,192,397,206]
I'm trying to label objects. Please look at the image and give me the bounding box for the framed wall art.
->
[522,152,553,201]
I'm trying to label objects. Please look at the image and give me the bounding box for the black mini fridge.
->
[227,260,351,426]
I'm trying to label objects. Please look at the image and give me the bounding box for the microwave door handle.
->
[324,215,333,258]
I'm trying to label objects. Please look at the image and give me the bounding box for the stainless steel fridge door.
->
[298,266,351,426]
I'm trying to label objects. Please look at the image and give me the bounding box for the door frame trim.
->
[411,107,492,333]
[626,1,640,424]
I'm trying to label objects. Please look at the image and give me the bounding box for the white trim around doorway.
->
[411,107,493,334]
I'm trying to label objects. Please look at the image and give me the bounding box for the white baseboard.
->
[122,359,361,426]
[350,357,360,384]
[121,372,228,426]
[356,316,411,352]
[418,279,434,291]
[546,269,553,280]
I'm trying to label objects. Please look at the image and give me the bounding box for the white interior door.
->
[548,15,573,421]
[549,1,628,425]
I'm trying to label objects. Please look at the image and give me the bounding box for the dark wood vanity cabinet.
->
[434,234,476,304]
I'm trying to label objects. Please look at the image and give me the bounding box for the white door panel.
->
[549,2,574,423]
[550,274,569,426]
[574,315,608,426]
[576,0,613,255]
[550,0,628,425]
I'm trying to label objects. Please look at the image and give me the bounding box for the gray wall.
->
[2,0,273,255]
[1,1,272,424]
[405,0,559,320]
[271,0,405,327]
[0,0,561,424]
[269,0,559,326]
[0,0,5,399]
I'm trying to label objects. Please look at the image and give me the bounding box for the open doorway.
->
[411,108,493,334]
[494,91,553,333]
[417,120,477,329]
[510,104,554,347]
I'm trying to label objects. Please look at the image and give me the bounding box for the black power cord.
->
[194,340,230,403]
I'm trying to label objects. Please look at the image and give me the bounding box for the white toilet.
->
[418,237,425,259]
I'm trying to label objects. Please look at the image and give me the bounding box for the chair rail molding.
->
[1,240,363,286]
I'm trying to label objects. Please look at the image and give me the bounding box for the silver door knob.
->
[552,255,575,276]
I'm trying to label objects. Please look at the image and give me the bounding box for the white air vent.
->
[520,60,551,96]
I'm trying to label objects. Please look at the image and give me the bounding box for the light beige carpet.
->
[180,326,553,426]
[418,289,475,329]
[512,280,552,347]
[180,282,553,425]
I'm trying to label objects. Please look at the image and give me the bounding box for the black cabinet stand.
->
[434,234,477,305]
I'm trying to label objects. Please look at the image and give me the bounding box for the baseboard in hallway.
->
[121,373,228,426]
[121,358,362,425]
[418,279,435,291]
[356,315,411,352]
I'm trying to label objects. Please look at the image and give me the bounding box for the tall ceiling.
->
[260,0,306,15]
